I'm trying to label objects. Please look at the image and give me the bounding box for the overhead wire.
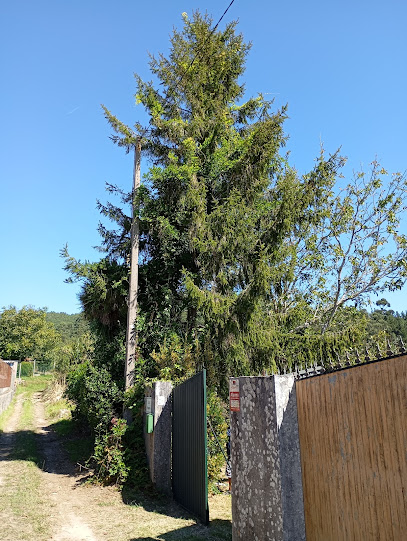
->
[171,0,237,91]
[137,0,237,138]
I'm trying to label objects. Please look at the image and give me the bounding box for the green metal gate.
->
[172,370,209,524]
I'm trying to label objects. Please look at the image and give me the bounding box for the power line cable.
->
[157,0,237,117]
[131,0,237,140]
[175,0,237,85]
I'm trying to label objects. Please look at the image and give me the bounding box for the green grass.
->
[64,432,94,464]
[16,374,53,395]
[0,401,14,433]
[0,460,52,540]
[52,418,94,465]
[0,375,51,433]
[0,375,232,541]
[45,397,72,420]
[12,409,39,464]
[0,375,53,540]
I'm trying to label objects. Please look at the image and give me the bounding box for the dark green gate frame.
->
[172,370,209,524]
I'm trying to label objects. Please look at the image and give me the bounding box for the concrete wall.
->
[144,381,173,495]
[0,388,13,414]
[230,375,305,541]
[0,361,17,415]
[8,361,17,390]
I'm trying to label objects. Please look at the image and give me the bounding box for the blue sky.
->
[1,0,406,314]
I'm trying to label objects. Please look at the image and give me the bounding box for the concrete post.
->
[144,381,173,495]
[230,375,305,541]
[9,361,17,389]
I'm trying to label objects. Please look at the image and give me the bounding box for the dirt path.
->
[0,388,232,541]
[0,392,24,473]
[33,393,100,541]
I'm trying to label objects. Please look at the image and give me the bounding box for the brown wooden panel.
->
[296,356,407,541]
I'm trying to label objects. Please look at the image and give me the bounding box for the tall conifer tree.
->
[102,12,340,387]
[65,12,406,392]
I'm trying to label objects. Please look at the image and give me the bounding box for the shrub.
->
[207,389,228,490]
[20,361,34,377]
[123,384,152,489]
[92,417,129,485]
[65,361,123,431]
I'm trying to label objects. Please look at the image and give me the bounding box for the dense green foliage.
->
[91,417,129,486]
[45,312,89,343]
[0,307,93,379]
[62,12,407,487]
[19,361,34,377]
[66,362,123,431]
[207,390,228,490]
[366,300,407,345]
[0,306,60,361]
[61,251,128,383]
[99,13,406,390]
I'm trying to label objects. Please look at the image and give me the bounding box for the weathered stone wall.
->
[230,375,305,541]
[144,381,173,495]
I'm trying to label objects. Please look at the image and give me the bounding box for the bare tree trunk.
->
[124,138,141,390]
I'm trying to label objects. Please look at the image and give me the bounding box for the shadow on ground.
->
[122,487,197,520]
[0,421,90,486]
[130,518,232,540]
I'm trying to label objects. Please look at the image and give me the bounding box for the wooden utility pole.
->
[125,137,141,390]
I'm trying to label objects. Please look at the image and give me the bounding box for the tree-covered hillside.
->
[45,312,89,343]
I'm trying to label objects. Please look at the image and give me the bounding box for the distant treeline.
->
[45,312,90,343]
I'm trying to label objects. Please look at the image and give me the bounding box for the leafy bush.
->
[151,333,198,383]
[65,362,129,485]
[20,361,34,377]
[65,361,123,431]
[123,384,152,489]
[65,362,152,488]
[207,389,228,489]
[92,418,129,485]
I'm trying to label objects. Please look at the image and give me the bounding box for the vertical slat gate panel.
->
[172,370,209,524]
[296,356,407,541]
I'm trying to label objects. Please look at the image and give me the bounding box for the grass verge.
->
[0,375,53,541]
[0,403,13,433]
[43,381,94,465]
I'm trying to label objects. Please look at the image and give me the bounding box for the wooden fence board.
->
[296,356,407,541]
[0,361,12,389]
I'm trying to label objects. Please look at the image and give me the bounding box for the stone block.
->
[230,375,305,541]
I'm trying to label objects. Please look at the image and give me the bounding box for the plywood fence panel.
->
[0,361,12,389]
[296,356,407,541]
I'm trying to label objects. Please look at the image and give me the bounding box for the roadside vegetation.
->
[0,376,232,540]
[0,376,52,541]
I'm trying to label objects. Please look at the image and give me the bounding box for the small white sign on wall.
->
[145,396,152,414]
